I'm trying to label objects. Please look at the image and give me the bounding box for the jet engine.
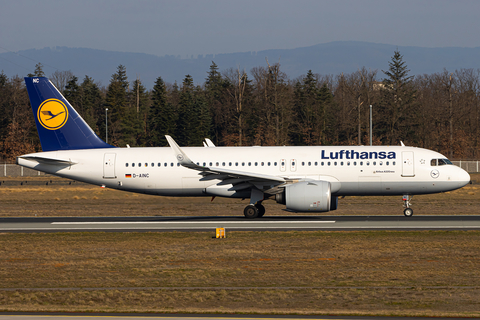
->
[275,180,338,212]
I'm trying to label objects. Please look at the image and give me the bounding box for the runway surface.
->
[1,215,480,232]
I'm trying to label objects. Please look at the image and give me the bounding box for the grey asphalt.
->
[1,215,480,232]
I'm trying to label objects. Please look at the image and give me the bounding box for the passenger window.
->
[360,161,363,166]
[216,162,219,166]
[431,159,437,166]
[255,162,258,166]
[242,162,245,166]
[334,162,337,166]
[353,161,357,166]
[274,162,277,166]
[177,163,180,167]
[171,163,174,167]
[151,163,154,167]
[236,162,238,166]
[132,163,135,167]
[379,161,383,166]
[366,161,370,166]
[222,162,225,166]
[229,162,232,166]
[261,162,264,166]
[158,163,161,167]
[209,162,213,166]
[386,161,389,165]
[347,162,350,166]
[321,162,324,166]
[268,162,271,166]
[373,161,376,166]
[315,162,318,166]
[203,162,206,167]
[301,162,305,166]
[138,163,141,167]
[145,163,148,167]
[328,162,331,166]
[164,163,167,167]
[248,162,251,166]
[126,163,129,167]
[340,162,344,166]
[393,161,396,165]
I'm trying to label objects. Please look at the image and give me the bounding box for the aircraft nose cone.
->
[457,168,471,187]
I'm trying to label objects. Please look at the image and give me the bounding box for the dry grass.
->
[0,231,479,316]
[0,174,479,217]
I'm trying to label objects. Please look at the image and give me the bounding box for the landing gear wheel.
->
[255,204,266,218]
[404,208,414,217]
[244,205,259,219]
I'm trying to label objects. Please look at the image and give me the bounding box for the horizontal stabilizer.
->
[17,155,77,166]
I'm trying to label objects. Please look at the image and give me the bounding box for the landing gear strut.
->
[244,189,266,219]
[403,195,413,217]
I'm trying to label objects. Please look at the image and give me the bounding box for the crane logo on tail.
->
[37,99,69,130]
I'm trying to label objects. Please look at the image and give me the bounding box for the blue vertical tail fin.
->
[24,77,114,152]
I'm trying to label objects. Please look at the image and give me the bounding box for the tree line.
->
[1,50,479,161]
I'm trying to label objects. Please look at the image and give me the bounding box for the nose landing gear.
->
[403,195,413,217]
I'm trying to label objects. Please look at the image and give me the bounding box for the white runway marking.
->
[51,221,336,225]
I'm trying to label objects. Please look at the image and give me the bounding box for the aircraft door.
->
[401,151,415,177]
[103,153,116,179]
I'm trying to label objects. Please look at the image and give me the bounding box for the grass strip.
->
[0,230,479,316]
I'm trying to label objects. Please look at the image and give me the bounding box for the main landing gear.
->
[403,195,413,217]
[243,188,266,219]
[244,203,265,219]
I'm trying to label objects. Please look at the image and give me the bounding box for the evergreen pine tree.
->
[194,85,212,145]
[80,76,103,131]
[149,76,176,146]
[27,63,45,77]
[379,50,417,145]
[64,76,80,111]
[317,83,336,144]
[105,65,129,146]
[291,70,320,145]
[176,75,196,145]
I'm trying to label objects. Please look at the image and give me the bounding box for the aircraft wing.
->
[166,135,286,192]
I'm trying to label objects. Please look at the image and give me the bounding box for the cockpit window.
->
[439,158,452,165]
[431,158,452,166]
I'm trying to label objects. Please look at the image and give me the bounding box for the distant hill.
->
[1,41,480,89]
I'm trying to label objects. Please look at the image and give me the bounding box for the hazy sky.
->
[1,0,480,57]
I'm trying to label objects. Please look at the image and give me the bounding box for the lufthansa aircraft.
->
[17,77,471,218]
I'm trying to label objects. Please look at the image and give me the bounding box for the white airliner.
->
[17,77,471,218]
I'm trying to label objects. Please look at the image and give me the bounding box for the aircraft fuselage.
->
[17,145,470,198]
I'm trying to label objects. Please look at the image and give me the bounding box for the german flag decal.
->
[125,174,132,178]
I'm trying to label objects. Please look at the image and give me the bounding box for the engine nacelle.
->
[276,180,337,212]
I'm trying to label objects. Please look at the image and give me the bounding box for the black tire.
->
[404,208,414,217]
[255,204,266,218]
[244,205,259,219]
